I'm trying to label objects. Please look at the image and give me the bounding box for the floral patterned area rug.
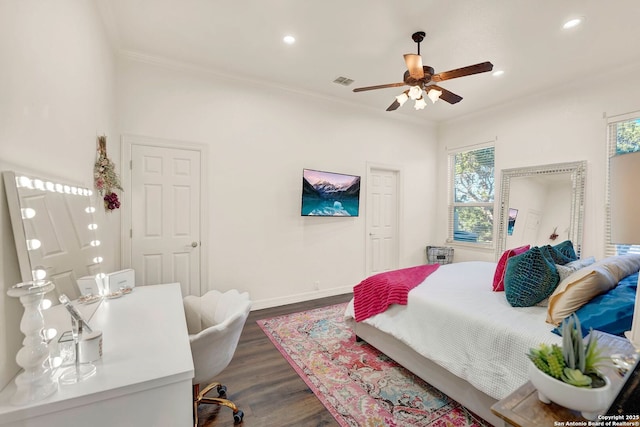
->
[257,303,490,427]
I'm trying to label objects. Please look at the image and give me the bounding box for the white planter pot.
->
[528,362,613,420]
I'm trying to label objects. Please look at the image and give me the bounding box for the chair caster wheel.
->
[233,409,244,424]
[217,384,227,397]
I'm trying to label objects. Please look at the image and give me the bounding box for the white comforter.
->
[344,261,562,400]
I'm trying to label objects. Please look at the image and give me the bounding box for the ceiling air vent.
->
[333,76,354,86]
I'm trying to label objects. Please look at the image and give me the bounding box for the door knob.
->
[191,241,198,248]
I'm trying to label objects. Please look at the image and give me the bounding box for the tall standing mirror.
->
[496,161,587,259]
[3,171,103,302]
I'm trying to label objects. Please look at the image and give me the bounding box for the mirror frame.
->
[496,161,587,259]
[2,170,102,299]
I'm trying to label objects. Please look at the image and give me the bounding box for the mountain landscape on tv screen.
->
[301,172,360,216]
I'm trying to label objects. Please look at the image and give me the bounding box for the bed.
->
[344,255,640,426]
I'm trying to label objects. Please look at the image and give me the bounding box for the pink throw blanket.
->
[353,264,440,322]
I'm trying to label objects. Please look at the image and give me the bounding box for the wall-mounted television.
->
[301,169,361,217]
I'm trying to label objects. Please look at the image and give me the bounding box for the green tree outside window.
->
[451,146,495,244]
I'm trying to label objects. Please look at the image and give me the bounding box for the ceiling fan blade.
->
[352,82,406,92]
[429,85,463,104]
[431,61,493,82]
[404,54,425,79]
[386,99,401,111]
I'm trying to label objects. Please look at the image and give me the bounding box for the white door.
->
[366,167,400,276]
[523,209,542,246]
[129,143,202,296]
[19,186,99,300]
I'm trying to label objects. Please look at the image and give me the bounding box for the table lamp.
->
[609,150,640,349]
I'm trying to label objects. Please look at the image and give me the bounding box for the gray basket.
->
[426,246,454,265]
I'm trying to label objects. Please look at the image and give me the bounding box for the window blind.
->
[605,113,640,257]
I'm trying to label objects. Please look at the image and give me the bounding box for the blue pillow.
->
[553,272,638,337]
[546,240,578,265]
[504,246,560,307]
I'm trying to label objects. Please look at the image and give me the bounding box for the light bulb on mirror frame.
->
[21,208,36,219]
[32,267,47,281]
[26,239,41,250]
[17,176,32,189]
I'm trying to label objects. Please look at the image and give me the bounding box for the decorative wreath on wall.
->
[94,135,123,211]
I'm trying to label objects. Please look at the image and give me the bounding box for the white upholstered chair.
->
[183,289,251,426]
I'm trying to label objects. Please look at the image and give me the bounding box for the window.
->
[448,145,495,245]
[606,113,640,256]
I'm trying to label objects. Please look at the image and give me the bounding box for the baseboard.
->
[250,285,353,310]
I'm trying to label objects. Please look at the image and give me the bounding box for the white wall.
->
[117,57,438,308]
[436,62,640,262]
[0,0,117,389]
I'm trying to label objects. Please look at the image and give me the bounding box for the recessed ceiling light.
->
[492,70,504,77]
[283,35,296,45]
[563,17,583,29]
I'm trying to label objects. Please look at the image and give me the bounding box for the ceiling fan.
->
[352,31,493,111]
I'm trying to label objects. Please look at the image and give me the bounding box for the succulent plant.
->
[527,314,608,388]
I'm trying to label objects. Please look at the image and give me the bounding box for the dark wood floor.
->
[198,292,354,427]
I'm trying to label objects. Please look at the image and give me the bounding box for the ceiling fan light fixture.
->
[351,31,493,112]
[427,88,442,103]
[414,97,427,110]
[395,92,409,106]
[404,54,424,78]
[408,86,422,100]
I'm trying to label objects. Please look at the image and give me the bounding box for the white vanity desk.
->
[0,283,194,426]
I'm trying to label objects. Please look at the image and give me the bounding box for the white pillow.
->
[555,256,596,282]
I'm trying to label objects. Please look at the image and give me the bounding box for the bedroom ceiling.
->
[98,0,640,123]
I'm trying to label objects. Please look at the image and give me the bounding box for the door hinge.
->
[130,229,132,238]
[129,160,132,170]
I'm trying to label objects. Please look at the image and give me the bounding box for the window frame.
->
[605,111,640,257]
[446,143,495,249]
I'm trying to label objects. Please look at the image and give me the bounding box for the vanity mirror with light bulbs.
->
[2,170,105,303]
[0,171,194,426]
[495,161,587,259]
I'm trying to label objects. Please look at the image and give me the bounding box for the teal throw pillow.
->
[547,240,577,265]
[504,246,561,307]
